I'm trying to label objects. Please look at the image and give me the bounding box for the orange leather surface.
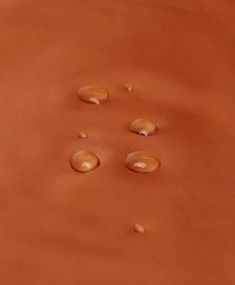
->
[0,0,234,284]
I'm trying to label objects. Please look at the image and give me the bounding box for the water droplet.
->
[125,84,134,92]
[125,151,160,173]
[78,86,109,104]
[134,223,145,233]
[69,151,100,173]
[129,118,156,136]
[78,131,88,139]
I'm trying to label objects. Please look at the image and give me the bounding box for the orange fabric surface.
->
[0,0,234,284]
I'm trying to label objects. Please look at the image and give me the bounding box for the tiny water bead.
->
[125,84,134,92]
[69,151,100,173]
[129,118,157,136]
[78,131,88,139]
[78,86,109,105]
[125,151,160,173]
[134,223,145,234]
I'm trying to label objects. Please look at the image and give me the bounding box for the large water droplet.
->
[125,151,160,173]
[134,223,145,233]
[69,151,100,173]
[78,86,109,105]
[78,131,88,139]
[129,118,157,136]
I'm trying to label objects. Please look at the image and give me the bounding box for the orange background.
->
[0,0,234,284]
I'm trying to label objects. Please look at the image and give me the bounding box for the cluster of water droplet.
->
[69,85,160,174]
[69,85,162,233]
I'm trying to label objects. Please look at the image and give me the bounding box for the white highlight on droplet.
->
[133,162,147,169]
[81,161,92,168]
[89,97,100,105]
[125,85,133,92]
[139,129,149,136]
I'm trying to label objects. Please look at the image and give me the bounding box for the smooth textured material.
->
[0,0,234,284]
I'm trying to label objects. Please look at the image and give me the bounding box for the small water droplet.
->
[78,86,109,104]
[125,151,160,173]
[129,118,156,136]
[78,131,88,139]
[69,151,100,173]
[134,223,145,233]
[125,84,134,92]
